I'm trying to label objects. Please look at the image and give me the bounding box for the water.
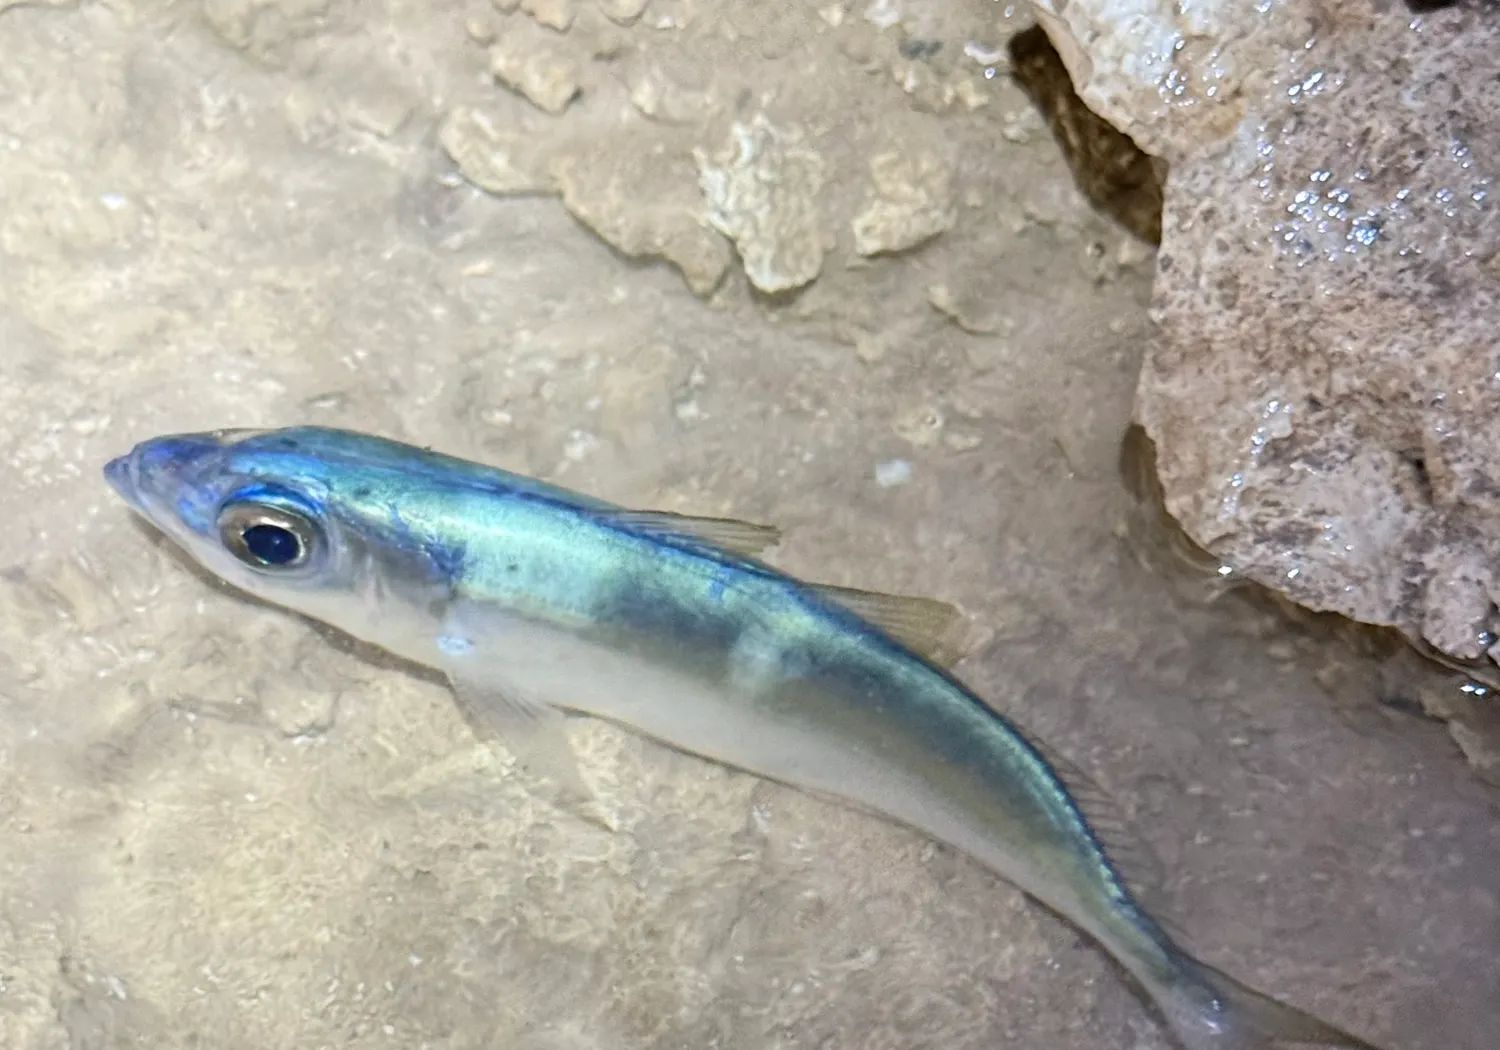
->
[0,3,1496,1049]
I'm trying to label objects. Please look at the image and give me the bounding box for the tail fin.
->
[1149,953,1390,1050]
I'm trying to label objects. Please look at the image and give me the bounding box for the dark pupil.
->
[242,523,302,565]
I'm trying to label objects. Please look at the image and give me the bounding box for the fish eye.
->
[217,501,322,570]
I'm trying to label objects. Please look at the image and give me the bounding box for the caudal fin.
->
[1149,954,1391,1050]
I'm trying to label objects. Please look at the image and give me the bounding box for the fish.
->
[104,425,1390,1050]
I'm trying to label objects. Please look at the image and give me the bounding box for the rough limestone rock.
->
[552,133,732,297]
[1035,1,1500,680]
[439,106,555,196]
[696,116,827,294]
[851,148,956,257]
[489,24,581,114]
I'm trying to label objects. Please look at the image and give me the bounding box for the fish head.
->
[103,427,460,648]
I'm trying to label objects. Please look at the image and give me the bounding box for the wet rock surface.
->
[1038,3,1500,694]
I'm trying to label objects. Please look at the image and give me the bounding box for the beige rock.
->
[521,0,574,32]
[926,282,1006,337]
[0,171,142,260]
[893,402,944,447]
[696,116,828,294]
[439,106,555,195]
[202,0,332,64]
[489,28,581,114]
[338,67,414,138]
[1048,1,1500,680]
[597,0,648,25]
[628,63,714,125]
[851,149,955,256]
[1029,0,1316,164]
[553,134,731,296]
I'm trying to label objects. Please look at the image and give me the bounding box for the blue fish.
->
[104,426,1388,1050]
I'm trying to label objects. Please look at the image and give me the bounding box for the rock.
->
[597,0,648,25]
[521,0,574,32]
[338,67,415,138]
[201,0,333,64]
[489,27,581,114]
[0,171,143,260]
[696,116,828,294]
[1005,26,1161,245]
[1028,0,1315,164]
[1034,3,1500,683]
[552,133,732,296]
[628,63,714,125]
[439,107,555,195]
[926,282,1006,337]
[851,149,955,256]
[893,402,944,447]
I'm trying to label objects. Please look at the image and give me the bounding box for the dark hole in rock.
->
[1007,25,1164,246]
[1398,447,1436,504]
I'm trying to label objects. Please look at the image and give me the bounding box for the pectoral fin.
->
[445,670,612,830]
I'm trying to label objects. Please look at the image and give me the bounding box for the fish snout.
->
[103,432,231,513]
[103,452,135,502]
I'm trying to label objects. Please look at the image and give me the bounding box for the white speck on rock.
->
[564,430,599,460]
[875,459,912,487]
[864,0,901,30]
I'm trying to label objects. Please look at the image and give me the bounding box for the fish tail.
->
[1147,951,1390,1050]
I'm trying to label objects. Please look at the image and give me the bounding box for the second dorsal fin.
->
[602,509,782,557]
[1023,729,1167,906]
[808,582,966,668]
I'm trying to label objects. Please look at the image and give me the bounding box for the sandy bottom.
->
[0,2,1495,1048]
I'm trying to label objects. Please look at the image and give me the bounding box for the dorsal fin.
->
[1024,731,1167,905]
[808,582,966,668]
[602,509,782,557]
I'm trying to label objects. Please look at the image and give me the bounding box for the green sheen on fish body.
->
[103,426,1392,1050]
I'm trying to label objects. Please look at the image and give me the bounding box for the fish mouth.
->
[104,451,144,513]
